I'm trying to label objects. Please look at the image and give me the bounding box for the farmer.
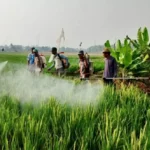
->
[33,49,43,75]
[103,48,117,85]
[48,47,69,77]
[27,47,35,73]
[77,50,90,80]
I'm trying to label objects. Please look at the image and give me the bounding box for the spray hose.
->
[47,70,149,80]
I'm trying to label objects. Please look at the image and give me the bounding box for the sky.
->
[0,0,150,48]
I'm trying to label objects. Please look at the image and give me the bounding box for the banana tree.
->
[104,39,149,77]
[105,39,132,78]
[126,27,150,75]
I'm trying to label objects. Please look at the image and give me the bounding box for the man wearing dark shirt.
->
[103,48,117,85]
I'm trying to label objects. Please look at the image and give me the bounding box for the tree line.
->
[0,44,104,53]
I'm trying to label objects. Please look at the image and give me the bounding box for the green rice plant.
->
[0,84,149,149]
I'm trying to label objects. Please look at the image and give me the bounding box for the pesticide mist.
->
[0,61,8,72]
[0,64,103,104]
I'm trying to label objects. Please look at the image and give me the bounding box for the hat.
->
[103,48,110,53]
[33,49,38,53]
[78,50,84,55]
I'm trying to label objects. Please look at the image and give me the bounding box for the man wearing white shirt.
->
[48,47,66,76]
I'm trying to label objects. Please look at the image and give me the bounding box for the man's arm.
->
[27,60,29,65]
[48,62,55,70]
[39,56,43,70]
[48,54,55,70]
[27,54,30,65]
[113,59,118,77]
[48,54,55,63]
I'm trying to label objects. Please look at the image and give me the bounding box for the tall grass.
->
[0,85,149,150]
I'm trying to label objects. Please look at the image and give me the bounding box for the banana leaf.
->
[104,40,111,48]
[142,54,149,63]
[121,43,132,68]
[137,27,144,46]
[116,40,122,51]
[143,27,149,45]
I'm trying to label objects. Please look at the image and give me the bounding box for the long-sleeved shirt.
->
[27,53,35,65]
[103,56,117,78]
[48,54,68,70]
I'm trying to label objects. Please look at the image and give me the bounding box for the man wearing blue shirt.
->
[27,47,35,72]
[103,48,117,85]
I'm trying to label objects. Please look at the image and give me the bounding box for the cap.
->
[33,49,38,53]
[78,50,84,55]
[103,48,110,53]
[31,47,35,51]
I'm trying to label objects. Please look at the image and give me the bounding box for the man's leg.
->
[108,79,113,85]
[57,68,65,77]
[103,78,113,85]
[103,78,108,85]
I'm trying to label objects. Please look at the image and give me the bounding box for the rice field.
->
[0,52,104,76]
[0,52,150,150]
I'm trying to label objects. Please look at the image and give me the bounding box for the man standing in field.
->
[77,50,90,80]
[48,47,69,77]
[103,48,117,85]
[33,49,43,75]
[27,47,35,73]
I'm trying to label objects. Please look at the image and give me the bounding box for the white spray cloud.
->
[0,61,8,72]
[0,64,103,105]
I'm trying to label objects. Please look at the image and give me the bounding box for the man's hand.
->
[47,68,51,72]
[74,70,80,74]
[113,78,116,82]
